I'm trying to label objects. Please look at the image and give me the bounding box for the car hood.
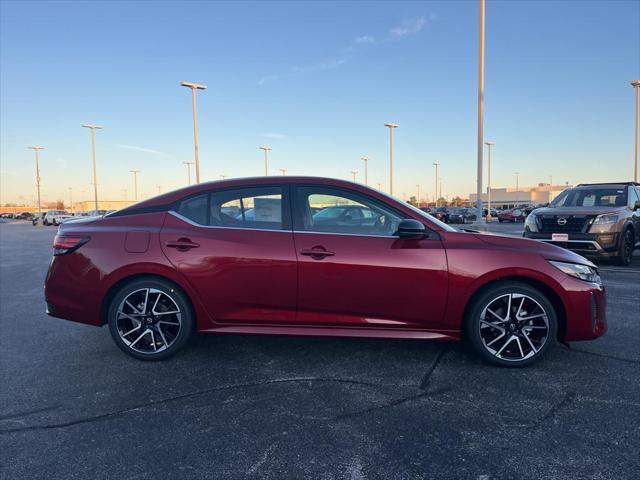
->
[472,231,596,267]
[531,206,625,216]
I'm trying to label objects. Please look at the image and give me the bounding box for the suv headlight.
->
[524,213,538,232]
[590,214,618,233]
[549,260,601,284]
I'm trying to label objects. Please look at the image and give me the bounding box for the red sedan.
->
[45,177,606,366]
[498,208,526,223]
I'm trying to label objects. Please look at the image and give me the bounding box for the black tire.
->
[464,281,557,367]
[498,219,503,223]
[614,229,634,266]
[107,277,194,360]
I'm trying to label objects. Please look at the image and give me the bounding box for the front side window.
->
[295,187,402,236]
[627,187,639,208]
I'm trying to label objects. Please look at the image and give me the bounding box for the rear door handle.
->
[300,247,335,259]
[165,238,200,250]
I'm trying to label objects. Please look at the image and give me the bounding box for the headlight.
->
[549,260,601,284]
[593,214,618,225]
[590,214,619,233]
[525,213,538,232]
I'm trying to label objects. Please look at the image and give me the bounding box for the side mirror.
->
[397,219,427,239]
[634,200,640,211]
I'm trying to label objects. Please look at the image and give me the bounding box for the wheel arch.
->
[99,270,211,330]
[461,275,567,341]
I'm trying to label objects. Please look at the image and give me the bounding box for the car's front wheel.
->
[614,229,634,266]
[465,282,557,367]
[107,277,194,360]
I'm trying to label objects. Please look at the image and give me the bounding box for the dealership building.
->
[469,183,572,209]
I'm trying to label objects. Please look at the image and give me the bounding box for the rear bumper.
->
[524,230,620,258]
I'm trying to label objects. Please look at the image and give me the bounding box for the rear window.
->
[176,194,208,225]
[551,188,627,208]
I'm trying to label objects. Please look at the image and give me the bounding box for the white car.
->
[43,210,74,226]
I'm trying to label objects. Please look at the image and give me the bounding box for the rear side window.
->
[211,187,283,230]
[176,193,208,225]
[174,187,286,231]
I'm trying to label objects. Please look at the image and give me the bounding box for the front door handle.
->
[300,247,335,259]
[165,238,200,251]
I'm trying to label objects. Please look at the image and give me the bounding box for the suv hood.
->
[531,206,625,216]
[472,231,596,267]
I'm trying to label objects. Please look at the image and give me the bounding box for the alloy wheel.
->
[115,288,182,354]
[479,293,550,362]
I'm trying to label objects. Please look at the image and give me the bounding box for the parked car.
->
[15,212,34,220]
[447,207,475,224]
[498,208,526,223]
[32,212,45,225]
[45,177,607,366]
[432,207,449,223]
[523,182,640,266]
[43,210,74,226]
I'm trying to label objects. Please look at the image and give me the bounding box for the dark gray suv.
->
[523,182,640,266]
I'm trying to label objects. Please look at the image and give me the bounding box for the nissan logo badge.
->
[557,217,567,226]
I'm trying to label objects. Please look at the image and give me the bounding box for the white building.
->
[469,183,572,209]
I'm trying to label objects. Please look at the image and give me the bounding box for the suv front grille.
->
[538,215,594,233]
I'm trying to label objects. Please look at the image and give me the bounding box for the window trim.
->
[172,184,292,231]
[291,184,415,238]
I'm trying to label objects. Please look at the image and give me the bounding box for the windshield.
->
[551,188,626,208]
[404,202,457,232]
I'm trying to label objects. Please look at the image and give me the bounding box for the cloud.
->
[260,132,287,140]
[355,35,376,45]
[390,17,426,37]
[257,16,430,85]
[113,144,168,156]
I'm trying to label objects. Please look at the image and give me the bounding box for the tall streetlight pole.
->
[433,162,440,207]
[82,124,103,210]
[183,161,194,185]
[130,170,140,201]
[631,80,640,182]
[279,168,288,176]
[384,123,399,195]
[259,146,271,176]
[475,0,486,222]
[27,146,44,218]
[377,182,382,190]
[360,157,370,185]
[485,141,494,219]
[68,187,73,213]
[350,170,358,182]
[180,81,207,183]
[514,171,520,207]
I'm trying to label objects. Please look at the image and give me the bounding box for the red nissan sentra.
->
[44,177,606,366]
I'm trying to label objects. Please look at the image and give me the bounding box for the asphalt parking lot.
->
[1,221,639,480]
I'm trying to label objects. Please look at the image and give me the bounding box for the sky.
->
[1,0,639,205]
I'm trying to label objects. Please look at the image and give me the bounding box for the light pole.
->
[485,141,494,219]
[514,171,520,207]
[156,185,162,194]
[68,187,73,213]
[631,80,640,182]
[350,170,358,182]
[475,0,486,222]
[130,170,140,201]
[27,146,44,218]
[183,161,194,185]
[416,184,421,205]
[548,175,553,202]
[219,174,227,179]
[279,168,288,175]
[360,157,370,185]
[259,146,271,176]
[433,162,440,207]
[377,182,382,190]
[384,123,399,195]
[180,81,207,183]
[82,124,103,210]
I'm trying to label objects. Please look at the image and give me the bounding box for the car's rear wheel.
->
[614,229,634,266]
[107,278,194,360]
[465,282,557,367]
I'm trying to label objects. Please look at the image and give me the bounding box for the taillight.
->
[53,235,90,255]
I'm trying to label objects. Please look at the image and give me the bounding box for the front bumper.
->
[524,230,620,258]
[561,276,607,341]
